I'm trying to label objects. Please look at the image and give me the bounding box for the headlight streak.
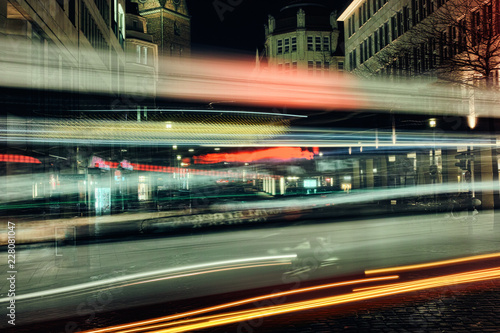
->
[150,267,500,333]
[0,255,296,303]
[83,275,400,333]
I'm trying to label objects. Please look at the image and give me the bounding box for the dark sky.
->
[186,0,350,55]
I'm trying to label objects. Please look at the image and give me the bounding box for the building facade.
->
[338,0,500,85]
[338,0,500,209]
[125,0,158,117]
[137,0,191,59]
[263,1,344,75]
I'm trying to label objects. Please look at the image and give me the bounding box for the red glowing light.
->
[193,147,315,164]
[0,154,41,164]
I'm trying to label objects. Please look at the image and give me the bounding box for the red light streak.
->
[0,154,41,164]
[193,147,315,164]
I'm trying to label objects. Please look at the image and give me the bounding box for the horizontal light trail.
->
[119,262,290,288]
[2,116,497,147]
[83,275,400,333]
[215,180,497,212]
[2,38,500,117]
[73,109,309,118]
[0,255,295,303]
[365,252,500,275]
[146,267,500,332]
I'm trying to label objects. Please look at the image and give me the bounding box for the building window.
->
[308,61,314,74]
[292,61,298,73]
[338,61,344,70]
[278,63,283,71]
[384,22,389,45]
[277,39,283,55]
[323,37,330,51]
[324,62,330,75]
[284,38,290,53]
[284,63,290,73]
[308,36,314,51]
[136,45,141,63]
[316,61,322,74]
[368,36,373,57]
[315,36,321,51]
[142,47,148,65]
[291,37,297,52]
[391,15,397,40]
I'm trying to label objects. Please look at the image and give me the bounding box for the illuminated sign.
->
[304,179,317,188]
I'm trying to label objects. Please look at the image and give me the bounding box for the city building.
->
[337,0,500,209]
[0,0,134,111]
[137,0,191,59]
[125,0,159,117]
[262,0,344,75]
[338,0,500,86]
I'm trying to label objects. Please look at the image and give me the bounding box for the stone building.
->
[137,0,191,59]
[337,0,500,209]
[125,0,158,116]
[262,0,344,75]
[0,0,133,110]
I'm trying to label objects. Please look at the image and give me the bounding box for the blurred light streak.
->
[216,180,500,212]
[2,38,500,116]
[84,275,399,333]
[120,262,290,288]
[76,109,308,118]
[193,147,315,164]
[365,252,500,276]
[0,255,296,303]
[139,267,500,332]
[2,116,498,148]
[354,267,500,293]
[0,154,41,164]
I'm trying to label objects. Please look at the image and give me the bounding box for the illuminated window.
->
[142,47,148,65]
[136,45,141,63]
[138,176,149,201]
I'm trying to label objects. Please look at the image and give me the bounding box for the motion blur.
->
[1,0,500,331]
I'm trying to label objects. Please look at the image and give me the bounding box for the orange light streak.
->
[83,275,399,333]
[365,252,500,275]
[155,267,500,333]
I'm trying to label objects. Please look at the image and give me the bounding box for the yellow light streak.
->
[365,252,500,275]
[154,267,500,333]
[83,275,399,333]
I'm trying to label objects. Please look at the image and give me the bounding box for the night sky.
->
[186,0,350,55]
